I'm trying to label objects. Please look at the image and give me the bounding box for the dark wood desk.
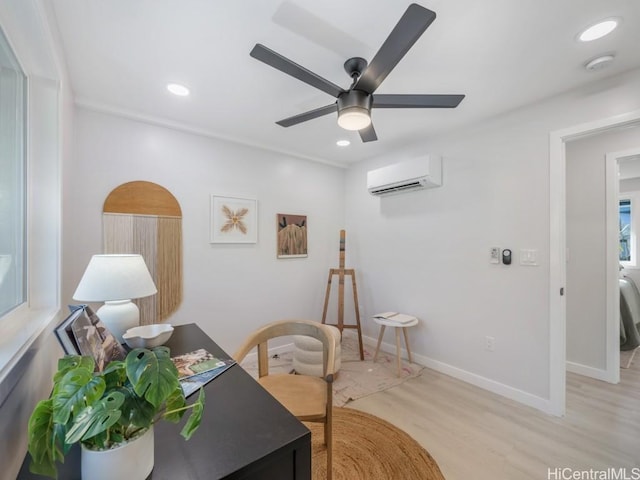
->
[18,324,311,480]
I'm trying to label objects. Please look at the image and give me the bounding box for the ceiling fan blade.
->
[373,94,465,108]
[359,123,378,143]
[276,103,337,127]
[354,4,436,94]
[251,44,346,98]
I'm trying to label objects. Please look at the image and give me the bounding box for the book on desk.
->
[373,311,417,324]
[171,348,236,397]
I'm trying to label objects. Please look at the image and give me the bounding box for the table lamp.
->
[73,254,157,343]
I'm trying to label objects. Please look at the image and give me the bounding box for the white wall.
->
[565,126,640,372]
[64,108,346,353]
[345,68,640,409]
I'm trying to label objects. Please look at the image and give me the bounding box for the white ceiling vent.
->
[367,156,442,196]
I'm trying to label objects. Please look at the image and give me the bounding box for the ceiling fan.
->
[250,3,465,143]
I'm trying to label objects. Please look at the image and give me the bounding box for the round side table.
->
[372,315,419,376]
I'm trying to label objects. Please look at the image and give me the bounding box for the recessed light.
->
[578,18,619,42]
[336,140,350,147]
[167,83,190,96]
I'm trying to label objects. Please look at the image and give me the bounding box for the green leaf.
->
[163,385,186,423]
[53,355,94,382]
[65,391,124,444]
[152,345,171,359]
[180,388,205,440]
[52,368,105,425]
[102,361,127,389]
[109,431,124,444]
[125,348,179,408]
[28,459,58,479]
[28,400,60,478]
[117,385,156,428]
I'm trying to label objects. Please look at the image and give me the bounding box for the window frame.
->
[0,17,62,386]
[0,27,27,318]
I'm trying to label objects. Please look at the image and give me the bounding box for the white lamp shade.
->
[73,254,157,302]
[337,107,371,131]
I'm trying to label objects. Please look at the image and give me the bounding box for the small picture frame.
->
[210,195,258,243]
[277,213,308,258]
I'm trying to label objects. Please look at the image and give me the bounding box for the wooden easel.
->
[321,230,364,360]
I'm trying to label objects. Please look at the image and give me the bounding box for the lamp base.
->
[97,300,140,343]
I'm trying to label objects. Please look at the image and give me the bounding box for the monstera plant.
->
[27,347,205,478]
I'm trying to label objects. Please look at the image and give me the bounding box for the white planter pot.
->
[81,426,154,480]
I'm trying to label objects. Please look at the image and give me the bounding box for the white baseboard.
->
[362,334,554,415]
[243,333,555,415]
[566,361,613,382]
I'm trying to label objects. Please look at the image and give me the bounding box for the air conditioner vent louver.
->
[369,180,426,195]
[367,156,442,196]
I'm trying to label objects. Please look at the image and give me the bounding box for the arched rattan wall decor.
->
[102,181,182,325]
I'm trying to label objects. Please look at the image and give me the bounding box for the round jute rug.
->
[307,407,445,480]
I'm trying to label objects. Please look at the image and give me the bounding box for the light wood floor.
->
[348,359,640,480]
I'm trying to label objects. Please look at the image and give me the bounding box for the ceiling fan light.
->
[337,107,371,131]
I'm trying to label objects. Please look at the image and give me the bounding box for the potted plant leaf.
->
[27,346,205,479]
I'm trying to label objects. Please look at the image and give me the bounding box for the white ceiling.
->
[50,0,640,166]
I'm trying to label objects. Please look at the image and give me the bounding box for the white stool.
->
[292,325,342,377]
[372,315,419,376]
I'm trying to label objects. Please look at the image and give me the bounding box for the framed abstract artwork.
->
[210,195,258,243]
[277,213,308,258]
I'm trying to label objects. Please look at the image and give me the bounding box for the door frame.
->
[610,146,640,365]
[549,108,640,416]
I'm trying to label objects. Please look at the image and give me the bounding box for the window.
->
[619,199,632,263]
[0,28,26,317]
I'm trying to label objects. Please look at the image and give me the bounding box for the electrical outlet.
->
[485,336,495,352]
[490,247,500,264]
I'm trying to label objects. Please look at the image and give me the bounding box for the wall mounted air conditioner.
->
[367,156,442,196]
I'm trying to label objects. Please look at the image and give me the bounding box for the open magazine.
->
[171,348,236,397]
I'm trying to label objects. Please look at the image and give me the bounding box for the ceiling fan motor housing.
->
[337,90,372,130]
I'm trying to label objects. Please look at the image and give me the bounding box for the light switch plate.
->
[490,247,500,264]
[520,249,539,266]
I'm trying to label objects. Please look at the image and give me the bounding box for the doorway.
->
[549,109,640,416]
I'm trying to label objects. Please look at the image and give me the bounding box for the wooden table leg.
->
[395,327,402,376]
[374,325,386,362]
[402,327,413,364]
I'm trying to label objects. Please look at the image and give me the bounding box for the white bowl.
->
[123,324,174,349]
